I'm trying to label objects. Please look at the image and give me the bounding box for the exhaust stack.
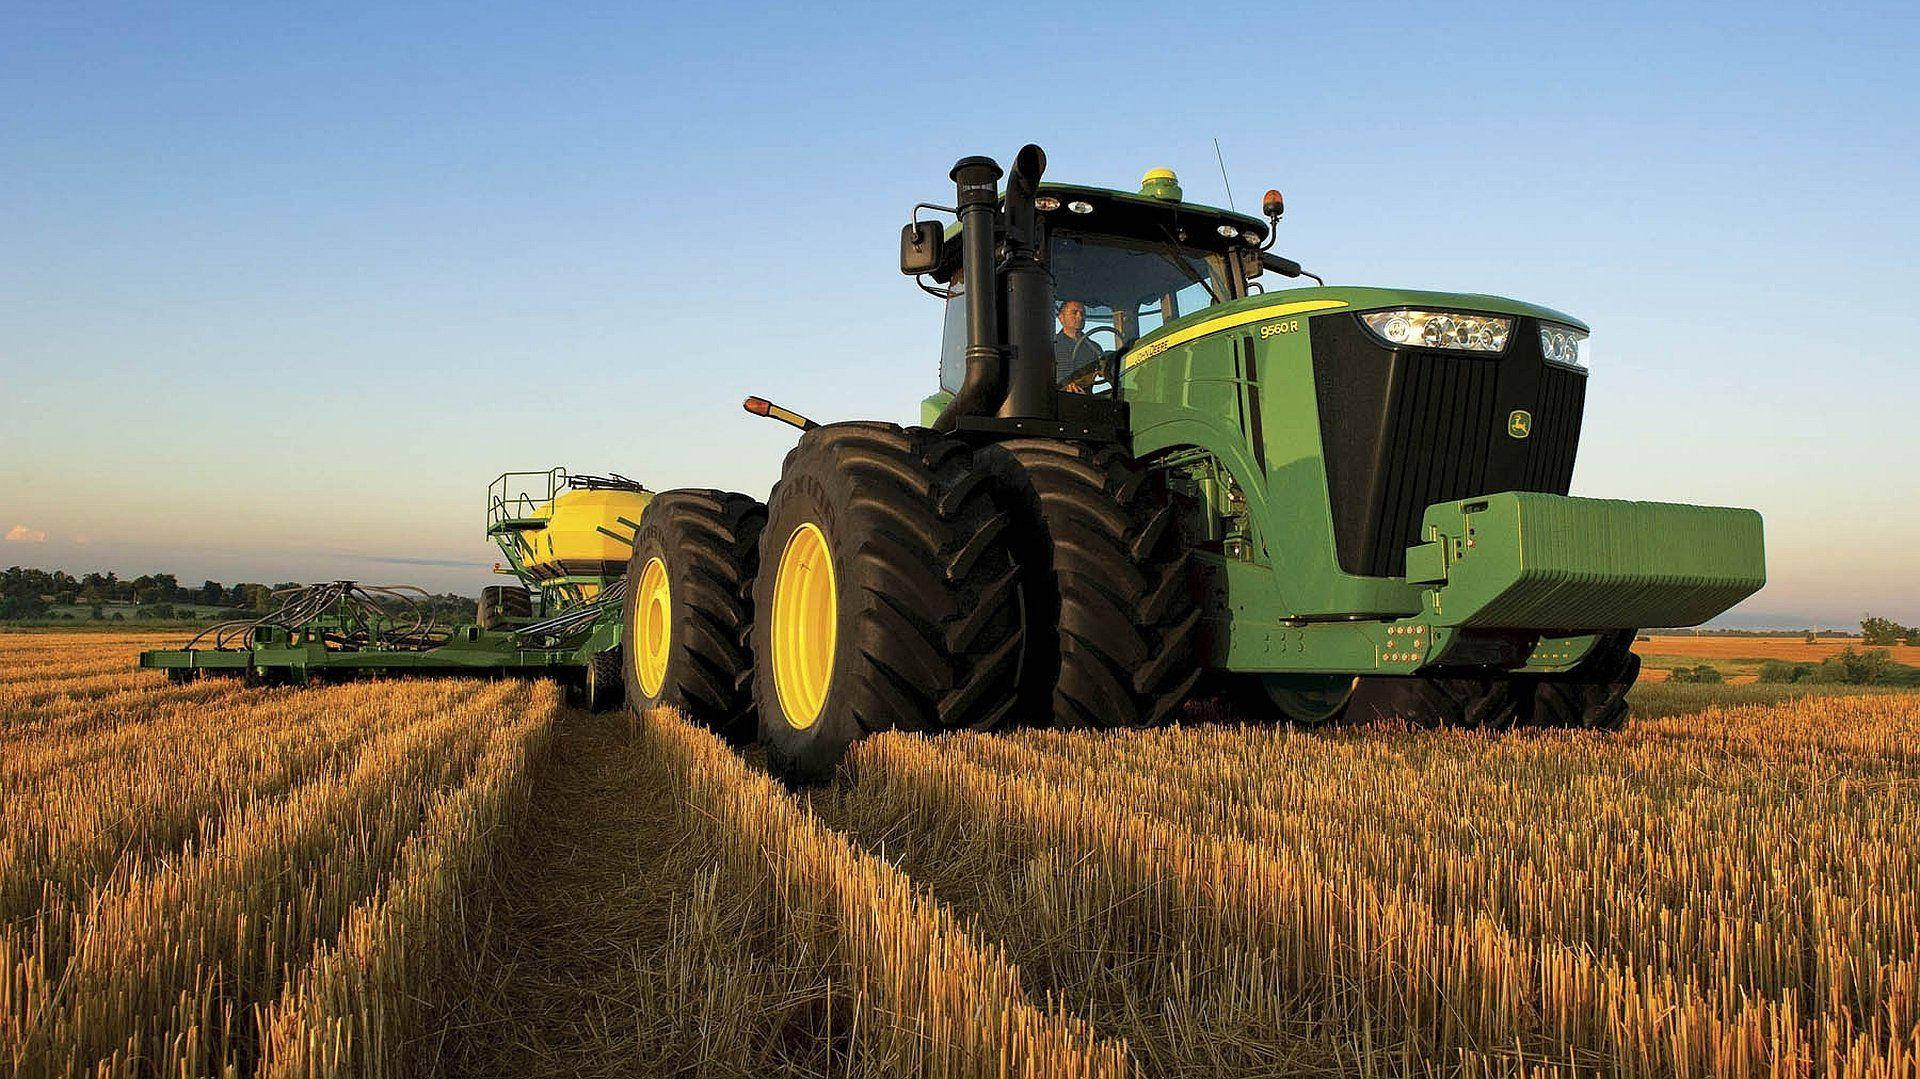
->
[933,155,1006,431]
[999,144,1055,421]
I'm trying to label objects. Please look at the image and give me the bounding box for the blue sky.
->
[3,1,1916,626]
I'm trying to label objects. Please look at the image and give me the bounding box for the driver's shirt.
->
[1053,332,1105,385]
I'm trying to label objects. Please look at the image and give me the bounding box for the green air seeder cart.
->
[137,469,645,710]
[620,143,1766,783]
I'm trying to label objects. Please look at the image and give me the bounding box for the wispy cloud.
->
[71,533,91,545]
[5,525,48,544]
[360,554,486,569]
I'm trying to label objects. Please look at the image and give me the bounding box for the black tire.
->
[477,585,531,630]
[166,667,197,685]
[621,490,767,741]
[975,440,1200,730]
[581,648,622,713]
[1522,630,1640,730]
[1339,633,1637,732]
[754,423,1021,784]
[1339,674,1525,729]
[1217,673,1360,726]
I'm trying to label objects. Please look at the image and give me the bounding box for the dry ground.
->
[7,631,1919,1077]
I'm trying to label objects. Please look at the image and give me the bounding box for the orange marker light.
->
[1262,189,1285,218]
[742,396,818,431]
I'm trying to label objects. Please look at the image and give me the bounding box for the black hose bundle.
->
[185,582,450,653]
[511,577,627,643]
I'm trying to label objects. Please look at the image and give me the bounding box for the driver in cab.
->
[1053,300,1105,394]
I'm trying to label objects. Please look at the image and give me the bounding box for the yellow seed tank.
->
[516,487,653,595]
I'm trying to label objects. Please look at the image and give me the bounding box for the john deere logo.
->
[1507,410,1533,439]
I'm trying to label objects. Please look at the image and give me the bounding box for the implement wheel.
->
[754,423,1021,784]
[975,440,1200,729]
[621,490,767,740]
[578,648,622,713]
[477,585,531,630]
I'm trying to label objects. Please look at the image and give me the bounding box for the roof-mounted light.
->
[1034,195,1060,212]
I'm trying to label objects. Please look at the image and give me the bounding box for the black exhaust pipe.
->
[999,144,1055,421]
[933,155,1005,432]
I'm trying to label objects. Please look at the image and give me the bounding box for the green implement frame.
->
[137,469,635,693]
[137,613,621,685]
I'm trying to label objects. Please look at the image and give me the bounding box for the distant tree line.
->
[1,567,476,623]
[1752,615,1920,686]
[1860,616,1920,647]
[1761,648,1920,687]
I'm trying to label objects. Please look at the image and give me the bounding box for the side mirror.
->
[900,221,943,276]
[1260,252,1304,278]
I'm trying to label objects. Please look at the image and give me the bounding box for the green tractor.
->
[624,144,1766,783]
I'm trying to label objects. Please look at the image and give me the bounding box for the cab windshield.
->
[1049,231,1234,345]
[938,230,1237,394]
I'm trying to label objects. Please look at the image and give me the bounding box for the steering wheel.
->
[1064,326,1123,392]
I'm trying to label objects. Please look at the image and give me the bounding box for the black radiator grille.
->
[1311,314,1586,578]
[1520,365,1586,493]
[1369,352,1502,577]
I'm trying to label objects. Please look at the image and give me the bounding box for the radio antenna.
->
[1212,137,1236,210]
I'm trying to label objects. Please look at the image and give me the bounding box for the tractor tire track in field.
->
[433,706,1128,1079]
[431,708,846,1078]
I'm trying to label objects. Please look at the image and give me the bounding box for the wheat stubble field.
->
[5,631,1918,1078]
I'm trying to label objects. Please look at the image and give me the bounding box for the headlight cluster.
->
[1360,309,1511,352]
[1539,323,1590,367]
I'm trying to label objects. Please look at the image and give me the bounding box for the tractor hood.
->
[1122,286,1585,372]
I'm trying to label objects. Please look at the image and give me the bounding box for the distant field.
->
[8,630,1919,1077]
[1634,633,1920,682]
[0,620,216,633]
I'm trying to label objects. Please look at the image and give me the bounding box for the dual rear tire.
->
[752,424,1023,783]
[974,440,1199,731]
[619,425,1028,783]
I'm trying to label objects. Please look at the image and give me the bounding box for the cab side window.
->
[938,275,968,394]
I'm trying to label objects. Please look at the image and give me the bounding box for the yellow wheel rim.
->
[633,556,671,697]
[771,522,837,729]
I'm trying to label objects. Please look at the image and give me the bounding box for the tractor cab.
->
[936,180,1262,396]
[907,155,1289,432]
